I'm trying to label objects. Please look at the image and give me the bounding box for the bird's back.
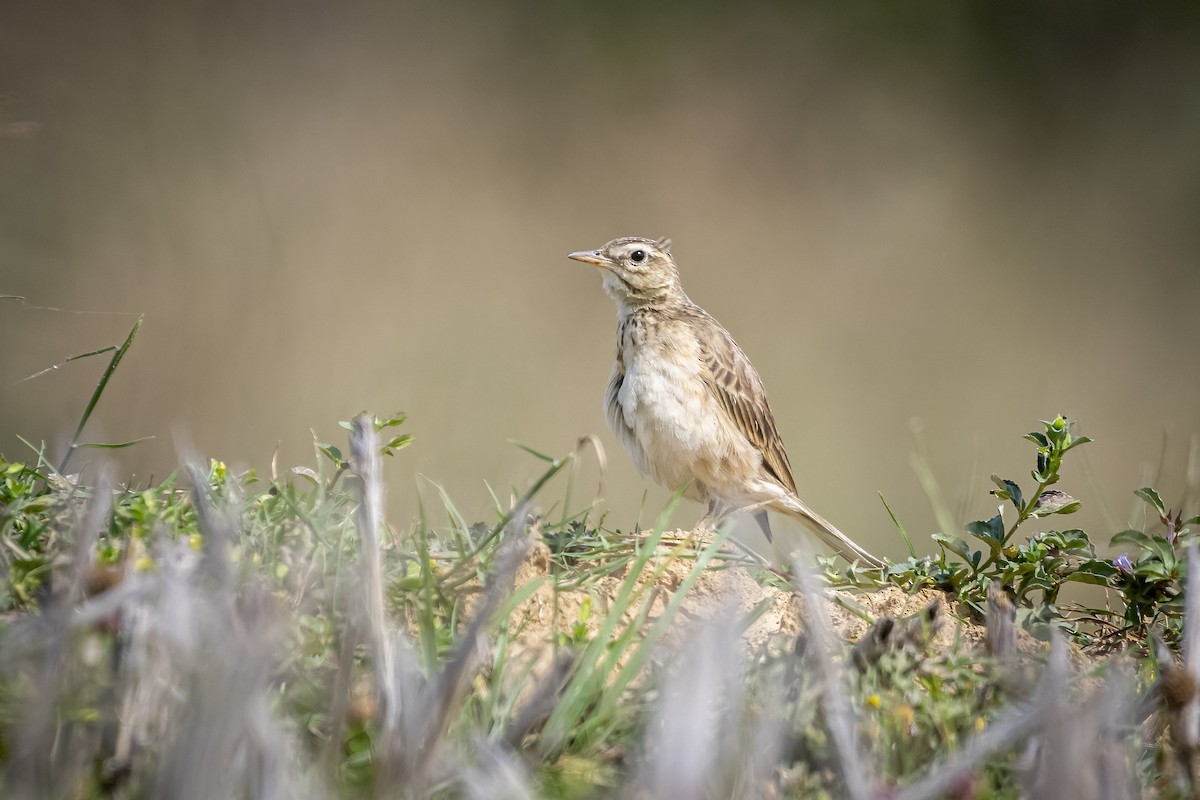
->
[673,302,799,496]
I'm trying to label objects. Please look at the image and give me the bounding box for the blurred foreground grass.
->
[1,409,1198,798]
[1,319,1199,797]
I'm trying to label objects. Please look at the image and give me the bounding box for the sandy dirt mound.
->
[494,529,1049,675]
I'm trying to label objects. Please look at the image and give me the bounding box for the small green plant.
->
[872,415,1199,654]
[1106,488,1200,638]
[319,411,414,468]
[883,416,1110,622]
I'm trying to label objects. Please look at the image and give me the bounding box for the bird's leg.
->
[698,498,749,546]
[691,499,727,549]
[681,501,705,551]
[696,498,721,532]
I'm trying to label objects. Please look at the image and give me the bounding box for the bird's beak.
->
[567,249,610,268]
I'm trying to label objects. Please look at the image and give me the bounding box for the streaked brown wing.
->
[689,309,798,495]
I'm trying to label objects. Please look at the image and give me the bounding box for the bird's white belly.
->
[616,349,728,493]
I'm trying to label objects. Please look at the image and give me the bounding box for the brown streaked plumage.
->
[568,236,883,567]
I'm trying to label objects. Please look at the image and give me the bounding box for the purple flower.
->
[1112,553,1134,573]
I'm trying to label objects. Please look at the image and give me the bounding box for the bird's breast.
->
[611,320,732,491]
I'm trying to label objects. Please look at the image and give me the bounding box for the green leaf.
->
[932,532,973,563]
[1112,529,1177,570]
[1149,538,1178,571]
[990,474,1024,511]
[382,434,413,453]
[318,444,343,465]
[1135,487,1167,516]
[1023,574,1056,594]
[1063,435,1092,452]
[1134,561,1172,581]
[965,513,1005,545]
[1066,571,1114,587]
[17,496,54,514]
[1069,560,1119,583]
[1024,431,1049,447]
[1035,528,1093,555]
[376,412,408,430]
[1111,528,1157,551]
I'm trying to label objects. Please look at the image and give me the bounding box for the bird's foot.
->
[695,498,722,533]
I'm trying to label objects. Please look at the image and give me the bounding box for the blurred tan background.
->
[2,2,1199,560]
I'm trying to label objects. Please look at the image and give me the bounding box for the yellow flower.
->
[865,694,882,710]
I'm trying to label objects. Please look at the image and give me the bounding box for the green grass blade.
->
[510,441,557,463]
[76,436,157,450]
[423,477,473,556]
[5,345,116,389]
[443,453,572,586]
[589,522,733,741]
[59,314,144,474]
[539,493,684,752]
[879,492,916,558]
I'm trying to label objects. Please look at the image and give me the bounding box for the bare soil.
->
[495,529,1063,684]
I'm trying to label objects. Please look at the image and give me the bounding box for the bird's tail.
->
[774,494,885,568]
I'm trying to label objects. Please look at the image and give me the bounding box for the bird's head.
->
[568,236,682,309]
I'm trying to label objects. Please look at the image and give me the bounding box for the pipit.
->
[568,236,883,567]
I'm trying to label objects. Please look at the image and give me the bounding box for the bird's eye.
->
[630,250,646,264]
